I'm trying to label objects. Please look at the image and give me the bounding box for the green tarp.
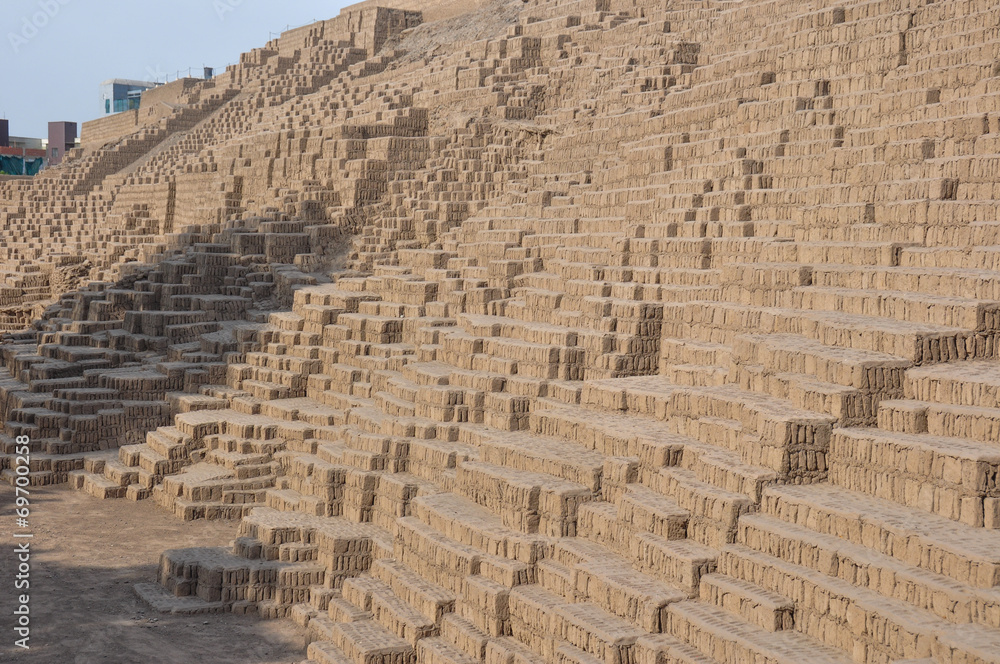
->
[0,155,43,175]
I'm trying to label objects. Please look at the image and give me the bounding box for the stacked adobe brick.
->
[3,0,1000,662]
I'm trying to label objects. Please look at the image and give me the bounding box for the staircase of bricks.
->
[2,0,1000,662]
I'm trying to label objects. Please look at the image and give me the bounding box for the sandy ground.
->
[0,482,308,664]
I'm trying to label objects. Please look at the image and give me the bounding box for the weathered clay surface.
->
[2,0,1000,662]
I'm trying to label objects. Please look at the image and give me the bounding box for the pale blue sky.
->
[1,0,353,138]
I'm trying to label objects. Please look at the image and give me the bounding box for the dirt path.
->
[0,482,308,664]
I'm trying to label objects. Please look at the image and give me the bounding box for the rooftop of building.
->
[98,78,160,88]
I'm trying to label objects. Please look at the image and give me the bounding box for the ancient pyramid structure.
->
[2,0,1000,661]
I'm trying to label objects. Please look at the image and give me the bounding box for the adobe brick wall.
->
[1,1,1000,662]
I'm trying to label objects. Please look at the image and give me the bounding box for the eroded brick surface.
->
[2,0,1000,662]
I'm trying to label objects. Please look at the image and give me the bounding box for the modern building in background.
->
[47,122,77,166]
[7,136,45,150]
[5,73,211,176]
[99,79,159,116]
[0,120,48,175]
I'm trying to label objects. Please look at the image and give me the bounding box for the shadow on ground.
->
[0,482,307,664]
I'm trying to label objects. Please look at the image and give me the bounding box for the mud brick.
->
[2,2,1000,663]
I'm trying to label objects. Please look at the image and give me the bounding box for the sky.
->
[1,0,354,138]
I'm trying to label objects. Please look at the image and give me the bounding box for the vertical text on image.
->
[11,434,32,650]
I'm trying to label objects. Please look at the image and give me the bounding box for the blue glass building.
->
[99,79,159,115]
